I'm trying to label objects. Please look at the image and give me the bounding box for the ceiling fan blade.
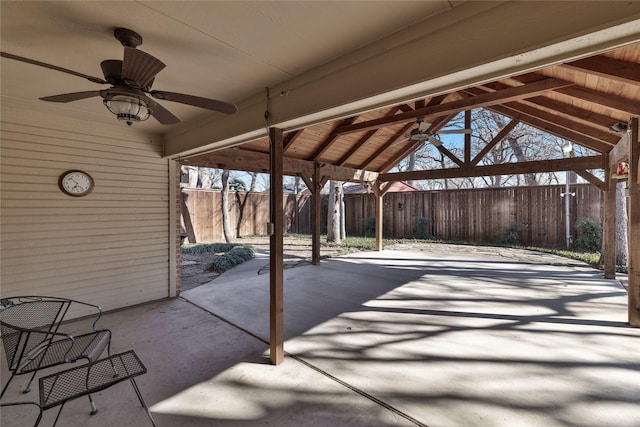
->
[438,128,472,134]
[40,91,102,103]
[426,135,443,147]
[150,91,237,115]
[1,52,107,84]
[150,102,181,125]
[121,47,165,89]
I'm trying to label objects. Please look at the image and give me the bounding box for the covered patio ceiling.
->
[181,41,640,184]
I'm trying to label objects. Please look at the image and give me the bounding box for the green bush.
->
[413,217,434,239]
[206,245,255,273]
[500,222,521,245]
[364,217,376,237]
[574,218,602,252]
[181,243,236,254]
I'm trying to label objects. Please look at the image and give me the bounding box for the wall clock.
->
[58,170,95,197]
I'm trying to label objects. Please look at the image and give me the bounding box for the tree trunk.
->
[221,169,234,243]
[339,182,346,240]
[407,152,416,187]
[507,136,537,186]
[615,181,628,265]
[327,181,341,243]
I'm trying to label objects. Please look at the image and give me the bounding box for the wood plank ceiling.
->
[181,42,640,182]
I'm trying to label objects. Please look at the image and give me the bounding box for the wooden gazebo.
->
[179,42,640,362]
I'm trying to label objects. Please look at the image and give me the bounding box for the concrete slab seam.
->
[180,297,429,427]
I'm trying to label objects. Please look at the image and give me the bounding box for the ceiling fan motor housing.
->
[114,28,143,48]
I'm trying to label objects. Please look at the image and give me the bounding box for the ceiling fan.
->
[400,117,471,147]
[0,28,237,126]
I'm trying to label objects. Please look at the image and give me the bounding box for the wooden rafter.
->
[471,118,520,166]
[311,116,357,160]
[181,147,378,182]
[333,77,574,135]
[575,169,606,191]
[467,85,619,145]
[562,55,640,86]
[283,130,303,153]
[485,104,614,153]
[379,155,604,182]
[521,95,618,130]
[337,107,403,166]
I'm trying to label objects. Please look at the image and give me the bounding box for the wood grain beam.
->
[608,131,630,166]
[466,85,619,145]
[562,55,640,86]
[337,107,402,166]
[522,95,619,130]
[379,155,604,182]
[471,118,520,166]
[628,117,640,326]
[603,154,616,279]
[283,130,303,153]
[334,78,574,135]
[312,116,357,160]
[486,104,613,153]
[575,169,606,191]
[182,147,378,183]
[269,127,284,365]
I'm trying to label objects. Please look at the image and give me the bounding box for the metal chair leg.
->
[130,378,157,427]
[23,371,38,394]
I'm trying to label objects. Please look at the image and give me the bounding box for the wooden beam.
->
[337,107,402,166]
[362,122,415,170]
[471,118,520,165]
[465,85,618,146]
[182,147,378,183]
[628,117,640,326]
[435,144,464,168]
[522,95,619,130]
[311,163,321,265]
[379,114,457,173]
[283,129,303,153]
[575,169,606,191]
[464,110,471,164]
[334,78,574,135]
[372,182,385,251]
[608,131,630,166]
[379,155,604,182]
[269,127,284,365]
[602,154,616,279]
[311,116,357,160]
[486,104,613,153]
[562,55,640,86]
[555,86,640,116]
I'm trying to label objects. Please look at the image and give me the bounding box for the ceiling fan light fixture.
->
[103,93,151,125]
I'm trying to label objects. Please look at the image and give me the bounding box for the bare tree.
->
[221,169,233,243]
[327,181,341,243]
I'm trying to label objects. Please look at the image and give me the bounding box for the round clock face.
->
[58,170,94,197]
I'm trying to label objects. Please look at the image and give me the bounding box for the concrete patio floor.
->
[2,245,639,427]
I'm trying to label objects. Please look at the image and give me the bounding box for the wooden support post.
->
[372,181,388,251]
[603,155,617,279]
[628,118,640,326]
[311,163,322,265]
[269,127,284,364]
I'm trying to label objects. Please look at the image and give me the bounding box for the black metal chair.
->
[0,401,43,426]
[0,296,113,400]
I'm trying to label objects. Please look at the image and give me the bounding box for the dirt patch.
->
[179,236,345,292]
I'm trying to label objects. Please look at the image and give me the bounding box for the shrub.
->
[574,218,602,252]
[206,245,255,273]
[364,217,376,237]
[413,217,434,239]
[500,222,521,245]
[181,243,236,254]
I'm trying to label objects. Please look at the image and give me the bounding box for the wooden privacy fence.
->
[181,184,603,248]
[345,184,603,247]
[181,189,315,243]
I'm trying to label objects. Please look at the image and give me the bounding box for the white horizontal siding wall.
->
[1,110,173,316]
